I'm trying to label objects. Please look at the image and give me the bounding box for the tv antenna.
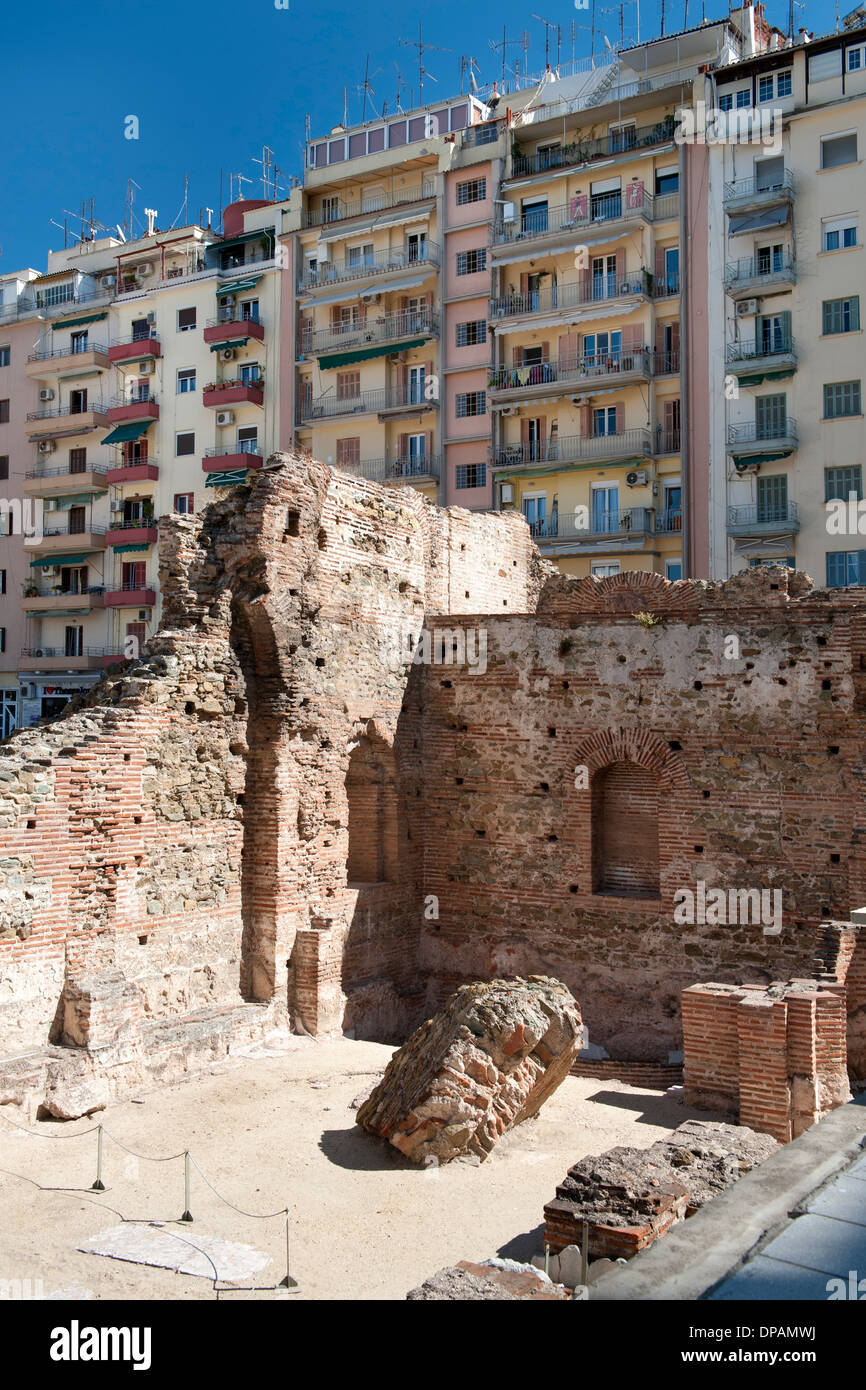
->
[531,13,562,67]
[459,54,481,94]
[357,53,381,121]
[489,27,530,86]
[252,145,276,198]
[398,21,452,105]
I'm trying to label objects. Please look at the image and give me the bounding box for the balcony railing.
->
[109,515,156,531]
[655,507,683,532]
[727,418,798,447]
[301,181,436,230]
[204,445,263,459]
[26,402,109,421]
[725,251,795,286]
[107,391,158,408]
[25,462,110,480]
[723,170,795,205]
[27,344,109,363]
[492,428,653,468]
[462,120,506,147]
[656,427,682,454]
[21,646,106,658]
[527,506,655,542]
[727,502,800,531]
[511,119,678,178]
[493,190,677,246]
[34,287,114,316]
[304,386,439,420]
[489,350,653,392]
[297,242,440,291]
[303,308,438,356]
[725,337,795,364]
[38,523,108,538]
[25,584,105,600]
[337,454,441,483]
[490,271,649,319]
[206,313,261,328]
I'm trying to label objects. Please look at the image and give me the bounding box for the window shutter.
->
[780,310,792,345]
[512,345,522,368]
[655,322,666,353]
[330,306,340,330]
[399,296,409,314]
[538,417,547,451]
[398,432,409,459]
[425,430,433,457]
[615,248,625,282]
[614,403,624,434]
[622,324,641,354]
[540,341,550,363]
[521,417,530,448]
[580,405,592,436]
[559,333,579,368]
[671,321,680,353]
[520,273,529,295]
[579,267,590,299]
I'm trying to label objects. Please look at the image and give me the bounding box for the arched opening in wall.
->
[591,760,660,897]
[346,734,398,886]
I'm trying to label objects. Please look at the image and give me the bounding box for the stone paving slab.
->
[805,1178,866,1227]
[707,1255,838,1301]
[79,1223,271,1282]
[758,1212,866,1279]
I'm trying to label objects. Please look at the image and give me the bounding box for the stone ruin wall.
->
[2,451,866,1099]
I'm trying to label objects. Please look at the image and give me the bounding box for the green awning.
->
[53,312,108,329]
[209,337,249,352]
[217,276,262,297]
[318,337,428,370]
[205,469,249,488]
[737,369,796,386]
[101,420,153,445]
[733,451,793,468]
[50,492,101,507]
[30,553,90,567]
[113,542,152,554]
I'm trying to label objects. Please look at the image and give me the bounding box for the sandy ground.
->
[0,1034,713,1301]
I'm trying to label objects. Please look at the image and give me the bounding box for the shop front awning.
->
[52,311,108,329]
[113,542,152,554]
[209,337,250,352]
[216,276,262,297]
[205,469,249,488]
[30,553,90,568]
[101,420,153,445]
[318,337,429,370]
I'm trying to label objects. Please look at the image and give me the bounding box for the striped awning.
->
[205,469,249,488]
[217,276,262,297]
[52,312,108,329]
[113,542,152,554]
[318,336,428,369]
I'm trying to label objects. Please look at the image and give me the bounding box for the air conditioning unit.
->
[138,360,155,374]
[44,501,60,512]
[216,410,235,426]
[220,348,236,362]
[39,388,55,402]
[146,311,156,323]
[502,203,517,223]
[138,609,152,620]
[100,274,116,290]
[33,650,44,659]
[500,483,515,504]
[38,439,56,454]
[387,352,407,363]
[626,469,649,487]
[135,262,154,278]
[736,298,758,317]
[500,404,515,416]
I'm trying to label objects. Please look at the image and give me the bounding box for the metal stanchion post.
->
[279,1210,298,1289]
[180,1150,193,1222]
[91,1125,106,1191]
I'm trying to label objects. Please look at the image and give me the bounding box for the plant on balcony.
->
[23,582,39,597]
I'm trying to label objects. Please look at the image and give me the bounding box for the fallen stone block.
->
[357,975,582,1164]
[407,1260,568,1301]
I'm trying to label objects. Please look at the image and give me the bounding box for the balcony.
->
[726,501,800,537]
[727,418,798,465]
[25,523,108,553]
[510,118,678,179]
[656,427,682,456]
[22,587,106,614]
[106,517,158,547]
[297,242,440,293]
[723,170,795,216]
[655,507,683,533]
[301,181,436,230]
[489,271,649,323]
[336,454,441,485]
[106,392,159,425]
[108,334,162,365]
[528,506,656,550]
[34,287,114,319]
[23,463,109,496]
[25,403,110,439]
[492,428,653,471]
[489,349,653,400]
[302,308,438,362]
[106,459,159,485]
[202,447,264,472]
[304,385,439,422]
[492,190,678,251]
[725,251,796,299]
[204,315,265,347]
[19,646,108,672]
[105,584,157,608]
[25,345,110,377]
[203,380,264,409]
[725,337,797,378]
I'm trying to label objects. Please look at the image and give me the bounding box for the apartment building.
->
[704,10,866,583]
[1,203,284,729]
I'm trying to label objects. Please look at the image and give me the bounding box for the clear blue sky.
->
[0,0,838,271]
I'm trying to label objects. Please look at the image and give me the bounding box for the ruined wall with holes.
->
[0,451,544,1064]
[415,569,866,1062]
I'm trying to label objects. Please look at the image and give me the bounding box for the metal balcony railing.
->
[727,417,798,447]
[492,428,653,468]
[492,191,677,245]
[489,350,653,391]
[21,646,106,658]
[302,182,436,230]
[204,445,263,458]
[725,337,795,363]
[27,344,109,362]
[510,119,678,178]
[657,428,682,454]
[39,522,108,538]
[297,242,440,291]
[26,402,109,421]
[35,287,114,315]
[305,386,439,420]
[109,333,160,347]
[206,313,261,328]
[723,170,795,204]
[336,454,441,483]
[725,250,795,285]
[490,271,649,319]
[462,121,505,147]
[25,584,105,599]
[107,392,158,408]
[529,506,655,542]
[655,507,683,532]
[113,578,155,592]
[727,502,799,528]
[109,515,156,530]
[303,308,438,356]
[25,462,110,480]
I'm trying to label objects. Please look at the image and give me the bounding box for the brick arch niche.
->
[346,729,399,886]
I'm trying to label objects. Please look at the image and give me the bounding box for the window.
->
[810,49,843,82]
[824,381,862,418]
[336,437,360,467]
[0,456,8,479]
[70,331,88,354]
[131,317,151,341]
[736,88,751,108]
[240,299,259,322]
[756,392,787,438]
[456,320,486,347]
[536,140,562,168]
[777,70,792,97]
[456,177,486,205]
[0,569,5,594]
[521,198,548,234]
[821,132,858,169]
[848,45,864,71]
[456,248,487,275]
[759,74,774,102]
[337,371,360,399]
[347,243,374,268]
[237,426,258,454]
[0,346,10,367]
[122,561,146,591]
[455,463,486,488]
[825,465,862,501]
[591,562,621,577]
[757,474,788,523]
[665,561,683,581]
[822,215,858,250]
[755,156,784,190]
[455,391,486,417]
[406,233,427,263]
[174,493,195,514]
[176,430,195,456]
[593,405,618,436]
[0,400,9,423]
[69,447,87,474]
[177,306,196,332]
[0,628,7,654]
[321,195,341,223]
[609,123,636,152]
[64,625,83,657]
[177,367,196,393]
[239,362,261,387]
[719,93,733,111]
[827,550,866,587]
[823,296,860,334]
[655,166,679,196]
[36,282,74,308]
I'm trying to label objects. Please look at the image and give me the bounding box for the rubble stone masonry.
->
[1,452,866,1111]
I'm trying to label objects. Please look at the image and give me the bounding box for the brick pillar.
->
[737,996,791,1143]
[814,990,851,1113]
[682,984,741,1113]
[289,926,346,1036]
